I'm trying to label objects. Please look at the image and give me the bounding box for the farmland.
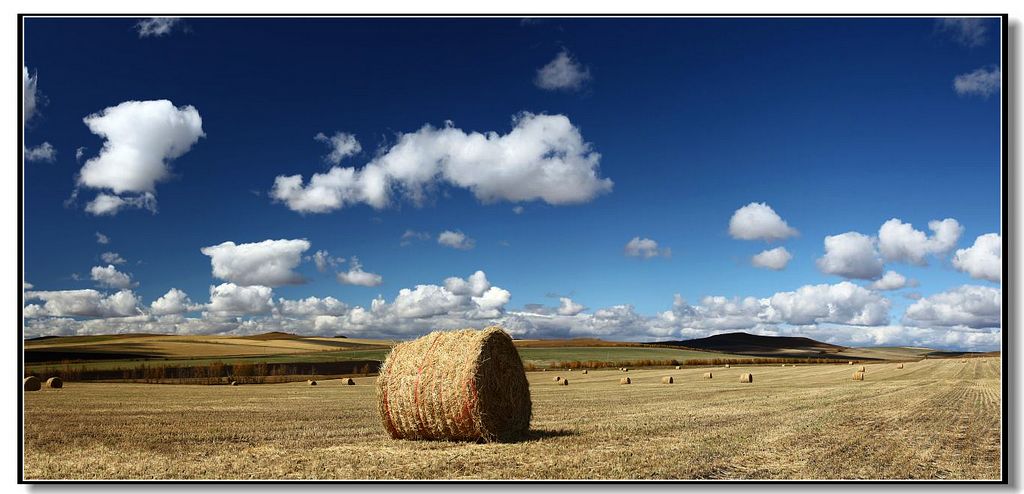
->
[23,356,1001,480]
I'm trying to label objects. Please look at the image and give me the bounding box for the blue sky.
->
[22,17,1003,349]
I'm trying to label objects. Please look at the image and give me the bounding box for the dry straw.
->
[342,378,355,385]
[620,377,631,385]
[45,377,63,389]
[896,363,904,369]
[852,371,865,381]
[703,372,713,379]
[376,326,531,442]
[739,373,753,383]
[24,376,41,391]
[661,376,674,384]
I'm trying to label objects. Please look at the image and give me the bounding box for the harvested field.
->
[23,358,1001,480]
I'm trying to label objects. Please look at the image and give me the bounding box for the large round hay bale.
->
[24,376,41,391]
[857,366,866,372]
[896,363,904,369]
[739,373,753,383]
[342,378,355,385]
[852,371,865,381]
[376,327,531,442]
[661,376,673,384]
[703,372,713,379]
[619,377,631,385]
[45,377,63,389]
[308,380,318,386]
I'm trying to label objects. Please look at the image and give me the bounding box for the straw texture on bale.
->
[703,372,713,379]
[45,377,63,388]
[857,366,866,372]
[896,363,904,369]
[342,378,355,385]
[852,371,865,381]
[620,377,631,385]
[24,376,41,391]
[376,326,531,443]
[739,373,753,383]
[661,376,674,384]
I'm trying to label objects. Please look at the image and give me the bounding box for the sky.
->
[21,16,1003,350]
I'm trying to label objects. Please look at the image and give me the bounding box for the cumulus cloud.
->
[336,257,383,287]
[136,17,180,37]
[817,231,884,280]
[201,239,310,287]
[95,232,110,244]
[438,230,475,250]
[557,297,585,316]
[309,250,343,272]
[24,289,141,318]
[751,247,792,270]
[902,285,1000,329]
[100,252,127,265]
[315,132,361,164]
[278,296,349,317]
[936,18,989,47]
[84,192,157,216]
[624,237,671,259]
[878,218,962,265]
[23,66,38,123]
[765,282,891,326]
[870,270,914,291]
[953,233,1001,282]
[205,283,275,318]
[534,50,591,91]
[90,265,136,289]
[400,229,431,246]
[728,202,798,241]
[150,288,195,316]
[271,113,612,213]
[954,67,1000,98]
[25,142,56,162]
[390,270,509,320]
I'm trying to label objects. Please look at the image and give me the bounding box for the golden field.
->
[23,357,1000,480]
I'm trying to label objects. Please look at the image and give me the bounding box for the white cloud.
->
[24,289,141,318]
[557,297,585,316]
[271,113,612,213]
[100,252,127,265]
[90,265,136,289]
[205,283,275,318]
[624,236,671,259]
[95,232,110,244]
[936,18,988,47]
[751,247,792,270]
[444,270,490,296]
[870,270,914,291]
[25,142,56,162]
[23,282,34,290]
[23,66,38,123]
[75,147,86,162]
[512,205,525,214]
[766,282,891,326]
[309,250,343,272]
[201,239,310,287]
[315,132,361,164]
[278,296,349,317]
[78,99,204,214]
[878,218,962,265]
[150,288,195,316]
[534,50,591,91]
[953,233,1001,282]
[391,270,508,319]
[817,231,884,280]
[438,230,475,250]
[902,285,1001,329]
[400,229,431,246]
[336,257,383,287]
[728,202,798,241]
[136,17,180,37]
[84,192,157,216]
[954,67,1000,98]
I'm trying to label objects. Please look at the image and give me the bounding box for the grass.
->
[23,357,1001,480]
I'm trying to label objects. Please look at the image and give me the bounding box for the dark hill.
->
[655,332,846,356]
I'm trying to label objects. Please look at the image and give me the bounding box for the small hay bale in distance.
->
[857,366,866,372]
[230,381,238,386]
[45,377,63,389]
[703,372,713,379]
[376,326,531,442]
[896,363,904,369]
[725,364,731,368]
[622,368,629,372]
[581,370,588,374]
[559,379,569,386]
[661,376,674,384]
[739,373,753,383]
[553,376,562,382]
[852,371,865,381]
[24,376,41,391]
[308,380,318,386]
[619,377,631,385]
[848,361,854,365]
[675,365,681,370]
[342,378,355,385]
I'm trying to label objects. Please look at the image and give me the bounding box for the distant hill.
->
[655,332,847,357]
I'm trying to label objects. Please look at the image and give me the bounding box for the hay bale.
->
[857,366,866,372]
[376,326,531,442]
[24,376,41,391]
[703,372,713,379]
[342,378,355,385]
[559,379,569,386]
[45,377,63,389]
[619,377,631,385]
[739,373,753,383]
[622,368,629,372]
[896,363,904,369]
[675,365,681,370]
[581,370,588,374]
[230,381,238,386]
[661,376,674,384]
[553,376,562,382]
[852,371,864,381]
[309,380,318,386]
[725,364,730,368]
[848,361,854,365]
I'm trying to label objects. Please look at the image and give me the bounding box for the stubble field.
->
[23,357,1001,480]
